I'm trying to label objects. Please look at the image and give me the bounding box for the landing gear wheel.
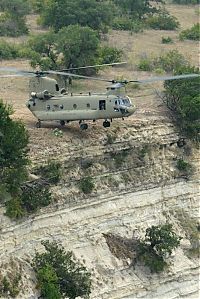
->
[36,120,41,128]
[80,123,88,130]
[103,120,110,128]
[60,120,65,126]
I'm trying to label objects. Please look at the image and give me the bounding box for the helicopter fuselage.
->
[26,92,136,127]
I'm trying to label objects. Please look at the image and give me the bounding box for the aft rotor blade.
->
[62,61,127,71]
[47,70,112,82]
[133,74,200,84]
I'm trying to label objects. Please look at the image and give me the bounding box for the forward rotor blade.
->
[47,70,112,82]
[62,61,127,71]
[0,67,37,76]
[133,74,199,84]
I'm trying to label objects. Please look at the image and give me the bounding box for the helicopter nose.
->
[127,105,136,115]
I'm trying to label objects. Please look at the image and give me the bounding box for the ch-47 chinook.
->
[0,63,199,130]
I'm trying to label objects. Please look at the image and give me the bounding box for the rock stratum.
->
[0,116,199,299]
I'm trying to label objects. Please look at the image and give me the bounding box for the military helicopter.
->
[0,64,199,130]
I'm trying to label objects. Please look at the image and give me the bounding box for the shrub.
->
[99,46,123,64]
[5,198,25,219]
[137,50,189,72]
[137,57,153,71]
[162,36,173,44]
[0,271,21,298]
[33,241,92,299]
[163,65,200,141]
[79,177,94,194]
[110,149,130,167]
[179,23,200,41]
[112,17,143,32]
[172,0,198,4]
[35,161,62,184]
[176,159,192,172]
[0,41,19,60]
[136,224,181,273]
[145,10,179,30]
[21,184,52,213]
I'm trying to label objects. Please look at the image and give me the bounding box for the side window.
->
[73,104,77,109]
[47,104,50,110]
[55,84,59,91]
[60,104,64,109]
[87,103,90,108]
[99,100,106,110]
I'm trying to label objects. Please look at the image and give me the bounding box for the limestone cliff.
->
[0,117,199,299]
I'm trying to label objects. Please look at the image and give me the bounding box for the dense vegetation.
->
[164,65,200,141]
[33,241,92,299]
[0,102,55,219]
[137,49,189,72]
[0,0,29,36]
[136,224,181,272]
[0,101,29,196]
[172,0,199,4]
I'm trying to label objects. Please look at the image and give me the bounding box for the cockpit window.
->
[115,97,130,106]
[55,84,59,91]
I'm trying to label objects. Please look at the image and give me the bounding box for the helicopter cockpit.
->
[114,96,133,114]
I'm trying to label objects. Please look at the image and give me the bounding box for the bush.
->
[172,0,198,3]
[179,23,200,41]
[21,184,52,213]
[5,198,25,219]
[0,273,21,298]
[98,46,123,64]
[33,241,92,299]
[176,159,192,172]
[136,224,181,273]
[145,10,179,30]
[137,50,189,72]
[35,161,62,184]
[163,65,200,141]
[112,17,143,32]
[0,41,19,60]
[161,36,173,44]
[0,14,28,37]
[79,177,94,194]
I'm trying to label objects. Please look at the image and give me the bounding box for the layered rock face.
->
[0,117,199,299]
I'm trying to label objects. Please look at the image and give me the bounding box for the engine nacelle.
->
[31,90,50,100]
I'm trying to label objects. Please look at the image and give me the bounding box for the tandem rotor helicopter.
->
[0,62,199,130]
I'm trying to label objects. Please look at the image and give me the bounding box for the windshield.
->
[115,96,131,106]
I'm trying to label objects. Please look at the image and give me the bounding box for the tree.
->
[113,0,164,20]
[0,0,30,36]
[33,241,91,299]
[0,101,29,195]
[136,224,181,272]
[57,25,100,68]
[37,0,113,33]
[163,65,200,141]
[27,25,100,70]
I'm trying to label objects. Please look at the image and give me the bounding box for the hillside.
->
[0,3,199,299]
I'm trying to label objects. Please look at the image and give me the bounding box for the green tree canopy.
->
[113,0,164,19]
[36,0,114,32]
[164,65,200,141]
[33,241,91,299]
[136,224,181,272]
[28,25,100,70]
[0,101,29,195]
[0,0,30,36]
